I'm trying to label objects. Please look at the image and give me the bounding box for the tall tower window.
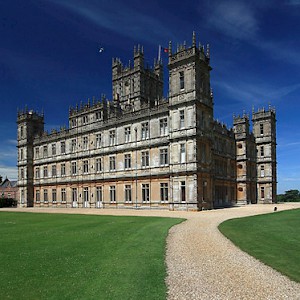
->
[260,123,264,135]
[260,146,264,157]
[179,71,185,90]
[35,147,39,159]
[180,144,186,163]
[260,165,265,177]
[35,167,40,179]
[179,110,185,129]
[61,163,66,176]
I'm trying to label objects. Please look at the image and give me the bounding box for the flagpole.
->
[158,45,161,63]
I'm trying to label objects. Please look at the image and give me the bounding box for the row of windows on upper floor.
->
[30,119,165,159]
[19,146,190,180]
[26,114,190,159]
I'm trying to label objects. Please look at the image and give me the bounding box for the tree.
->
[278,190,300,202]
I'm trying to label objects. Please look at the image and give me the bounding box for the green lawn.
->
[218,208,300,282]
[0,212,183,300]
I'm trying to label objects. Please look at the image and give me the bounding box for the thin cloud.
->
[206,1,300,66]
[214,80,300,105]
[208,1,258,40]
[47,0,174,43]
[286,0,300,5]
[0,165,18,180]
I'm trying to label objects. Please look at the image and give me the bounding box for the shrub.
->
[0,198,17,208]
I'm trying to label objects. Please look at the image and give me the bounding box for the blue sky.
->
[1,0,300,193]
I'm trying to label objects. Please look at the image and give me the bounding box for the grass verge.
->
[218,208,300,282]
[0,212,183,299]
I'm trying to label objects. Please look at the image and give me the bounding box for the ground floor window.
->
[110,186,116,203]
[36,190,40,202]
[96,186,103,202]
[72,188,77,202]
[142,184,150,203]
[61,188,66,203]
[83,187,89,202]
[21,190,24,204]
[125,185,132,202]
[181,181,186,202]
[261,186,265,199]
[160,183,168,202]
[52,189,57,203]
[44,189,48,203]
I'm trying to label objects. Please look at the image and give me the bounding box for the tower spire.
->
[192,31,196,47]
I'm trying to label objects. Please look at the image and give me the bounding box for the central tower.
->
[112,46,163,112]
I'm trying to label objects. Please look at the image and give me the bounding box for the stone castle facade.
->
[17,33,277,210]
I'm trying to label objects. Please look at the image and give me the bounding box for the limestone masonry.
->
[17,33,277,210]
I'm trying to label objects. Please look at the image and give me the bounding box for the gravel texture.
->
[2,203,300,299]
[165,203,300,300]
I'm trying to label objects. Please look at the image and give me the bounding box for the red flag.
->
[162,47,168,53]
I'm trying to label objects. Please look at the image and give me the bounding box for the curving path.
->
[2,203,300,299]
[166,203,300,300]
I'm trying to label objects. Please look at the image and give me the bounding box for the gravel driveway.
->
[2,203,300,299]
[166,203,300,300]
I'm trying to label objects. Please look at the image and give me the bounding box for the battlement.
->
[168,32,210,66]
[17,108,44,124]
[233,113,250,125]
[252,106,276,121]
[69,96,108,117]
